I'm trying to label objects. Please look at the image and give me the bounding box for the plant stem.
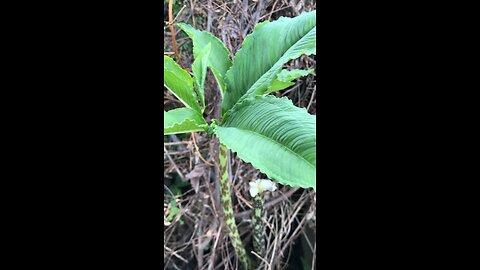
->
[219,143,249,270]
[168,0,181,63]
[252,194,265,258]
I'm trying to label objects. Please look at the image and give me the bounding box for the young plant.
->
[164,10,316,269]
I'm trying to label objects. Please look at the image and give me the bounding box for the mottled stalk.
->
[252,194,265,258]
[219,143,249,269]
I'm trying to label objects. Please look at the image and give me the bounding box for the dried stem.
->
[168,0,181,63]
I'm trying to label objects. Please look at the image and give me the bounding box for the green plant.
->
[164,10,316,269]
[165,199,180,222]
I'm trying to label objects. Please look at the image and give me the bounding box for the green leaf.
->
[191,42,211,111]
[222,11,316,115]
[176,23,232,95]
[164,56,201,113]
[166,200,180,222]
[216,96,316,190]
[266,69,315,94]
[164,108,207,135]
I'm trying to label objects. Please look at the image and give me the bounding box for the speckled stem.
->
[252,194,265,258]
[219,143,249,270]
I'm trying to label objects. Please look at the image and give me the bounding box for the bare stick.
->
[234,187,300,220]
[168,0,181,63]
[164,145,186,181]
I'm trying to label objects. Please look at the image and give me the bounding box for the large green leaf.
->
[222,11,316,115]
[191,43,211,112]
[266,69,315,94]
[164,56,201,113]
[164,108,207,135]
[176,23,232,95]
[216,96,316,190]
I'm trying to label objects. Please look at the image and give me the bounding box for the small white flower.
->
[249,182,259,197]
[259,179,277,192]
[249,179,277,197]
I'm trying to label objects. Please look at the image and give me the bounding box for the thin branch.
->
[164,145,186,181]
[306,86,316,111]
[234,187,300,220]
[168,0,181,63]
[191,133,215,166]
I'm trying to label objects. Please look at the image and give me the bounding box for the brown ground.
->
[164,1,316,269]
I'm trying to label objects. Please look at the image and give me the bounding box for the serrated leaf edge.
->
[165,117,208,135]
[215,126,316,190]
